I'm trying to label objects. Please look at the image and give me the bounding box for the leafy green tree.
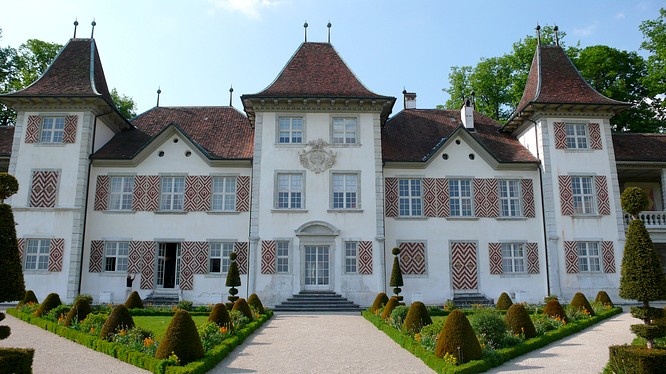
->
[111,88,137,120]
[640,8,666,101]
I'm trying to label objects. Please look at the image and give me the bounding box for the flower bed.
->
[364,303,621,373]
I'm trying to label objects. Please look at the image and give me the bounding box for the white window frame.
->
[398,178,422,216]
[25,239,50,271]
[40,116,65,143]
[275,172,304,209]
[577,242,601,272]
[449,179,473,217]
[160,176,185,211]
[109,176,134,211]
[331,173,359,210]
[276,240,290,274]
[209,242,234,273]
[571,176,596,215]
[565,123,589,149]
[498,179,521,217]
[501,242,526,274]
[277,116,304,144]
[104,241,129,272]
[331,117,358,145]
[211,176,236,211]
[344,241,358,274]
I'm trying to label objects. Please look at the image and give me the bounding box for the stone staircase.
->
[143,289,180,306]
[273,291,363,312]
[452,293,494,308]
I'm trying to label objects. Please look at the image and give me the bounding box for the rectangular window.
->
[332,117,357,144]
[276,241,289,273]
[501,243,526,273]
[577,242,601,272]
[276,173,303,209]
[209,242,234,273]
[498,180,521,217]
[398,179,422,216]
[40,116,65,143]
[160,176,185,211]
[450,179,473,217]
[332,173,358,209]
[211,176,236,211]
[572,176,595,215]
[104,241,129,272]
[565,123,588,149]
[345,241,358,273]
[25,239,50,270]
[278,116,303,144]
[109,177,134,210]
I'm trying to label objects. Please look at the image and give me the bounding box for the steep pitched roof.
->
[93,106,253,160]
[382,109,538,164]
[612,133,666,162]
[0,127,14,157]
[505,44,630,131]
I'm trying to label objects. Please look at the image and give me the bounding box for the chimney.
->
[461,97,474,130]
[402,90,417,110]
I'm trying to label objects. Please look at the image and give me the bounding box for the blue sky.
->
[1,0,663,115]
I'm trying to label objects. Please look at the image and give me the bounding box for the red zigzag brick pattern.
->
[559,175,574,216]
[385,178,398,217]
[235,242,248,274]
[94,175,109,211]
[261,241,276,274]
[179,242,197,290]
[235,176,250,212]
[399,242,426,275]
[17,239,24,262]
[488,243,502,275]
[526,242,539,274]
[138,241,156,289]
[602,241,616,273]
[132,176,160,211]
[24,115,41,143]
[451,242,478,290]
[522,179,535,217]
[358,241,373,275]
[588,123,602,150]
[30,170,59,208]
[553,122,567,149]
[191,242,209,274]
[127,241,143,274]
[564,241,579,274]
[422,178,437,217]
[89,240,104,273]
[595,176,610,215]
[63,115,78,143]
[48,238,64,272]
[474,179,499,217]
[184,176,212,212]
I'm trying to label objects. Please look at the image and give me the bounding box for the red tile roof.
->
[382,109,539,164]
[93,106,253,160]
[612,133,666,162]
[0,127,14,157]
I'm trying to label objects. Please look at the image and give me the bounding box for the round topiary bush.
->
[435,309,482,363]
[124,291,144,309]
[381,296,399,320]
[154,310,204,365]
[569,292,595,316]
[100,304,135,341]
[208,303,232,329]
[496,292,513,310]
[64,297,92,326]
[19,290,38,307]
[0,173,19,202]
[595,291,613,307]
[505,304,537,339]
[231,298,254,321]
[402,301,433,335]
[543,299,569,323]
[34,293,61,317]
[370,292,389,313]
[621,187,649,217]
[247,293,265,314]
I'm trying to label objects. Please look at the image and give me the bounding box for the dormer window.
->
[565,123,588,149]
[40,116,65,143]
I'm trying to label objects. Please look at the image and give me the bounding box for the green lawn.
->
[431,316,446,324]
[133,315,209,339]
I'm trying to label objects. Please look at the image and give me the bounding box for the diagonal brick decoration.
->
[595,175,610,215]
[526,242,539,274]
[48,238,64,272]
[522,179,535,217]
[385,177,398,217]
[602,241,616,273]
[235,176,250,212]
[25,115,41,143]
[564,241,578,274]
[488,242,502,275]
[235,242,248,274]
[559,175,573,216]
[399,242,426,275]
[588,123,602,150]
[451,242,477,290]
[261,240,276,274]
[30,170,59,208]
[553,122,567,149]
[358,241,373,275]
[63,115,78,143]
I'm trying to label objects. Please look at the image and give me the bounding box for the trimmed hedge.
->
[435,309,482,363]
[495,292,513,311]
[0,347,34,373]
[64,297,92,327]
[402,302,432,335]
[100,305,135,340]
[247,294,265,314]
[155,310,204,365]
[506,304,537,339]
[125,291,144,309]
[595,291,613,307]
[208,303,232,329]
[608,345,666,373]
[19,290,38,306]
[34,293,61,317]
[570,292,595,317]
[543,299,568,323]
[370,293,389,313]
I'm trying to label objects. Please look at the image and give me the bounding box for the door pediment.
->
[295,221,339,237]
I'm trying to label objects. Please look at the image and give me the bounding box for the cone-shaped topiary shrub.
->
[232,298,254,321]
[505,304,537,339]
[381,296,399,320]
[64,297,92,326]
[543,299,569,323]
[0,202,25,303]
[226,252,241,303]
[247,293,265,314]
[401,301,432,335]
[34,293,61,317]
[124,291,144,309]
[225,302,234,311]
[370,292,389,313]
[595,291,613,307]
[154,310,204,365]
[208,303,232,329]
[435,309,482,363]
[18,290,38,307]
[100,305,135,341]
[389,247,404,303]
[569,292,595,317]
[496,292,513,310]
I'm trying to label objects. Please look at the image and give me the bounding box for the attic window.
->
[442,154,449,160]
[185,151,191,157]
[455,139,461,145]
[469,154,475,160]
[173,138,179,143]
[158,151,165,157]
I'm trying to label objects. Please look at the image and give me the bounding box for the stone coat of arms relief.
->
[299,139,336,173]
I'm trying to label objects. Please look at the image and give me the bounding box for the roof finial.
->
[156,87,162,107]
[73,19,79,38]
[229,85,234,107]
[536,23,541,45]
[554,24,560,46]
[304,21,308,42]
[327,21,332,43]
[91,19,96,39]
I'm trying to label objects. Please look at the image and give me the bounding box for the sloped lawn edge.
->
[363,307,621,373]
[7,308,272,374]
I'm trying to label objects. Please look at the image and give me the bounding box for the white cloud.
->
[208,0,282,20]
[615,12,625,20]
[573,23,598,37]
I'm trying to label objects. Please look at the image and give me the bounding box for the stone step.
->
[273,291,363,312]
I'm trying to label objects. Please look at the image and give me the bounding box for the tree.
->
[225,252,241,304]
[111,88,137,120]
[640,8,666,102]
[0,173,24,302]
[389,247,404,303]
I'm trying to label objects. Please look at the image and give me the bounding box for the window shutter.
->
[139,241,156,289]
[234,242,248,274]
[89,240,104,273]
[94,175,109,211]
[235,176,250,212]
[521,179,535,217]
[62,115,78,143]
[602,241,616,273]
[437,178,450,217]
[25,115,41,143]
[558,175,574,216]
[399,242,426,275]
[192,242,209,274]
[184,176,211,212]
[30,170,59,208]
[553,122,567,149]
[488,243,502,275]
[179,242,196,290]
[473,179,498,217]
[595,176,610,215]
[588,123,602,150]
[422,178,437,217]
[526,243,539,274]
[358,241,373,275]
[132,176,160,211]
[127,241,142,274]
[261,240,276,274]
[48,238,64,272]
[564,241,579,273]
[17,238,24,262]
[385,178,398,217]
